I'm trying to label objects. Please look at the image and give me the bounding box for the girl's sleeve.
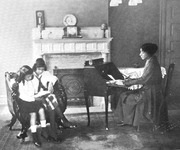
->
[124,60,154,86]
[44,71,58,85]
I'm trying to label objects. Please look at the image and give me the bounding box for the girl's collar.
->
[33,72,42,78]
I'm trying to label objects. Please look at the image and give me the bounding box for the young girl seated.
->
[17,65,49,147]
[32,58,76,129]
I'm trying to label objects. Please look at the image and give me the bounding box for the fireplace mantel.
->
[34,38,112,43]
[33,38,112,56]
[32,27,112,70]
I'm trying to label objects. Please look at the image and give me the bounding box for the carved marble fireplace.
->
[32,27,112,104]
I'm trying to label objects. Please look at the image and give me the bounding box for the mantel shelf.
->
[32,27,112,64]
[42,52,109,55]
[34,38,113,43]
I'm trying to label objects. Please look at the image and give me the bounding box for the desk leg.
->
[105,94,109,130]
[84,91,90,126]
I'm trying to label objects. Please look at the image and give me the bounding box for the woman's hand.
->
[106,80,116,84]
[114,79,124,85]
[106,79,125,86]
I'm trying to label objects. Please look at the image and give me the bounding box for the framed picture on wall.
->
[36,10,45,28]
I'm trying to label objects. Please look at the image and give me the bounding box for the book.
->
[106,79,124,86]
[107,74,124,85]
[34,91,50,98]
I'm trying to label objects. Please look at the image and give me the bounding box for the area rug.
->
[0,113,180,150]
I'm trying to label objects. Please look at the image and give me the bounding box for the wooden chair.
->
[5,71,68,141]
[163,63,175,98]
[137,63,175,132]
[160,63,176,132]
[152,63,175,132]
[5,72,16,129]
[5,72,30,141]
[5,72,28,130]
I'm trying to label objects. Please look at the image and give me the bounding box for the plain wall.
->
[109,0,160,67]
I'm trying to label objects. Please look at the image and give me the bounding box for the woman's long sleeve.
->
[124,59,154,86]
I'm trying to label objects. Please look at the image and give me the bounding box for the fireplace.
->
[54,68,85,105]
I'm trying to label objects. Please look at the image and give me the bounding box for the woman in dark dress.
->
[113,43,169,132]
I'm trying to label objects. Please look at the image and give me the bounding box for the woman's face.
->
[36,67,45,76]
[25,74,33,81]
[139,48,148,60]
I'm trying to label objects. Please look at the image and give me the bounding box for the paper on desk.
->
[107,74,125,85]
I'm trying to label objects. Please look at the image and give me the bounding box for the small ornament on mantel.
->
[62,14,82,38]
[101,23,108,38]
[38,23,45,39]
[36,10,45,39]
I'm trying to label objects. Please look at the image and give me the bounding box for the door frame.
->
[159,0,167,67]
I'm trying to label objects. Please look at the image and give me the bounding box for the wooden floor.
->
[0,105,180,150]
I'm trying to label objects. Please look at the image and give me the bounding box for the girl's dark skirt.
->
[19,99,43,114]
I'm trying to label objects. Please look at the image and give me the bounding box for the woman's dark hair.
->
[17,65,33,84]
[32,58,47,71]
[141,43,158,56]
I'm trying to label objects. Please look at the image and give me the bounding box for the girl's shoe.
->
[57,118,77,129]
[58,120,77,129]
[32,132,41,147]
[41,127,50,141]
[16,130,28,140]
[63,124,77,129]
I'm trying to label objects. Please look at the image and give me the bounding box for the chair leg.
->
[7,115,17,130]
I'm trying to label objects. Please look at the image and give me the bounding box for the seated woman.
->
[32,58,77,129]
[113,43,169,132]
[16,65,49,147]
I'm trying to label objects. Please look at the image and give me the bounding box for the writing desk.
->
[84,64,166,130]
[84,62,125,130]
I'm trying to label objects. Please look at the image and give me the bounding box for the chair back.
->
[164,63,175,98]
[5,72,15,115]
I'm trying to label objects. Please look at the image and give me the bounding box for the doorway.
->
[160,0,180,103]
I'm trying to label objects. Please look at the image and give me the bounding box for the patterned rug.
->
[0,113,180,150]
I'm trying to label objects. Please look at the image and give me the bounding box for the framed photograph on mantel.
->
[36,10,45,28]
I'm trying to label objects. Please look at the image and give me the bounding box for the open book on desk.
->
[106,74,126,87]
[106,81,126,88]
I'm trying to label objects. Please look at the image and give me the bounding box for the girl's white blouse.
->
[19,77,39,102]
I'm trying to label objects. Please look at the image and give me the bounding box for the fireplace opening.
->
[54,68,88,106]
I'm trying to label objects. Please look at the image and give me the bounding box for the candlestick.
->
[101,23,108,38]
